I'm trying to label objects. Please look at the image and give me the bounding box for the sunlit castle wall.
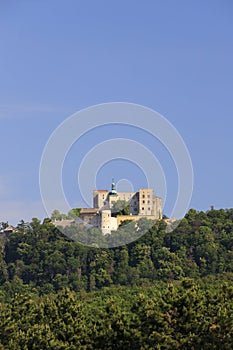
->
[101,209,117,234]
[93,188,162,220]
[138,188,154,216]
[151,196,163,219]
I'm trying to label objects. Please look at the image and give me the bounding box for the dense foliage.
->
[1,281,233,349]
[1,208,233,348]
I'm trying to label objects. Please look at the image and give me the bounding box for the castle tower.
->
[138,188,153,215]
[101,209,117,234]
[93,189,108,209]
[109,178,118,196]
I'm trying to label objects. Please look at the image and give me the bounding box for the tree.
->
[51,210,67,221]
[67,208,81,219]
[0,222,8,231]
[111,200,130,217]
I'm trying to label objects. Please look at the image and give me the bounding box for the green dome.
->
[109,179,118,196]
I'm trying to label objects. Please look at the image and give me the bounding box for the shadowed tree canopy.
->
[111,200,130,217]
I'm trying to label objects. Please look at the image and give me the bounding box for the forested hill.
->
[1,208,233,349]
[0,208,233,296]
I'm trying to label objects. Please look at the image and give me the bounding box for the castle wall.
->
[93,190,108,209]
[117,214,141,227]
[138,188,154,215]
[117,214,158,227]
[93,187,163,233]
[151,196,163,219]
[80,209,100,227]
[101,209,117,234]
[108,192,139,214]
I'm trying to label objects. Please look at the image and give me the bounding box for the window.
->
[148,200,150,204]
[142,200,145,204]
[142,207,144,210]
[148,194,150,198]
[148,207,151,210]
[142,194,145,198]
[134,208,137,212]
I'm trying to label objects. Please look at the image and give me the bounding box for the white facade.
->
[101,209,118,235]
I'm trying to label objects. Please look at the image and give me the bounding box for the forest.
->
[1,207,233,349]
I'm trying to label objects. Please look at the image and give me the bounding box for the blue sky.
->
[0,0,233,224]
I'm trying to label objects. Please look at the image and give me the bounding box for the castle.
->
[79,180,162,234]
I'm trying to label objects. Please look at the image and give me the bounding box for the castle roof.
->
[80,208,99,215]
[109,178,118,196]
[94,190,108,192]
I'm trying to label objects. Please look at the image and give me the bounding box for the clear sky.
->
[0,0,233,224]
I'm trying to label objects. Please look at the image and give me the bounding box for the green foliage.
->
[51,210,67,221]
[0,208,233,348]
[111,200,130,216]
[1,282,233,349]
[0,222,8,231]
[2,208,233,296]
[67,208,81,219]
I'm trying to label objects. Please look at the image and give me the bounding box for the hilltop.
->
[0,207,233,296]
[1,208,233,349]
